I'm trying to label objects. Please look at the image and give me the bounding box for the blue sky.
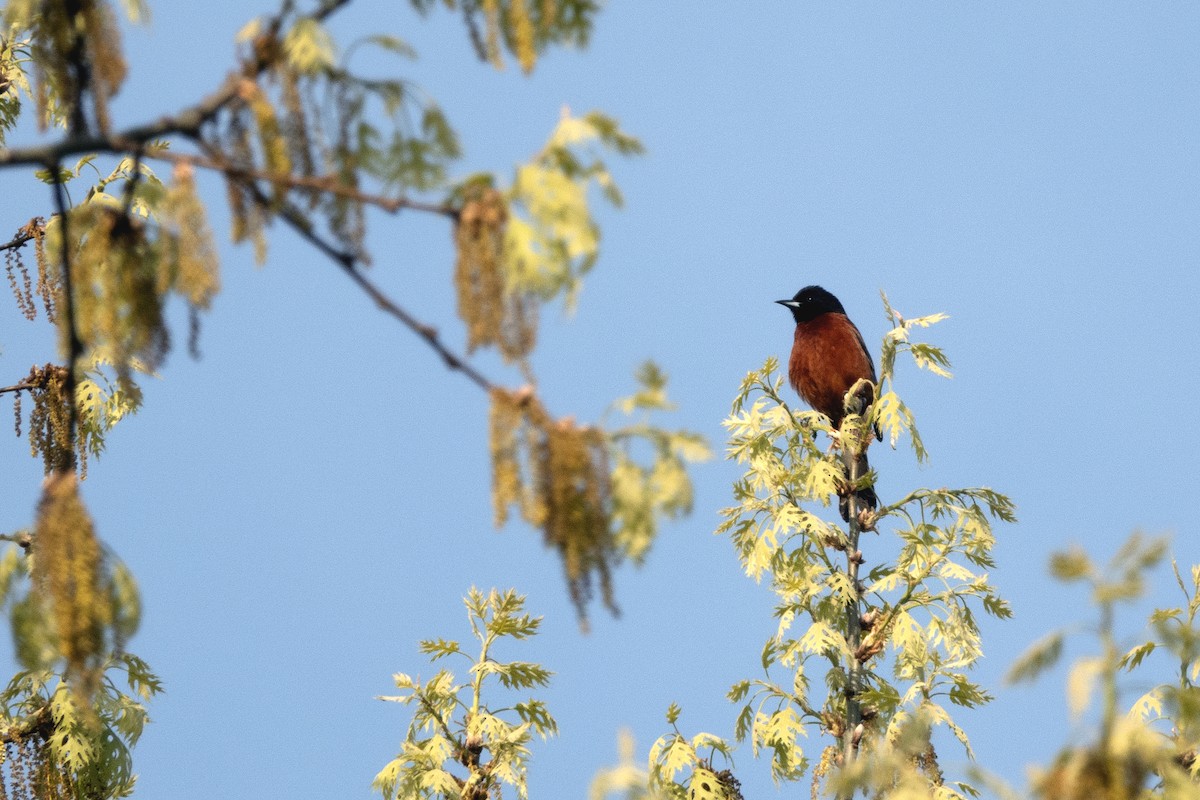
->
[3,2,1199,797]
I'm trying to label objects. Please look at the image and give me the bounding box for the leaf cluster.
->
[489,365,707,626]
[0,653,161,800]
[505,110,642,308]
[375,588,555,800]
[1004,534,1200,799]
[410,0,599,74]
[0,532,161,800]
[647,705,739,800]
[34,152,219,388]
[711,301,1013,795]
[3,0,129,134]
[453,110,640,364]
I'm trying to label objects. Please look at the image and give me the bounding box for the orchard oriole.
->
[776,285,880,523]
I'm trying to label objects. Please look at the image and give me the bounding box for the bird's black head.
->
[775,285,846,324]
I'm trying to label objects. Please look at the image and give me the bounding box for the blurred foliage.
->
[2,0,127,134]
[374,588,555,800]
[454,111,642,363]
[409,0,598,74]
[0,536,161,799]
[489,364,708,627]
[589,730,670,800]
[1001,534,1200,800]
[1,0,696,794]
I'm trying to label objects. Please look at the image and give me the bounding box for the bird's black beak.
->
[776,299,798,309]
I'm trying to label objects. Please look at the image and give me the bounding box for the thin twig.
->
[4,0,487,396]
[200,140,494,392]
[840,438,867,788]
[0,379,38,396]
[0,228,36,252]
[152,149,456,217]
[0,531,33,550]
[0,706,53,745]
[277,201,495,392]
[50,166,81,473]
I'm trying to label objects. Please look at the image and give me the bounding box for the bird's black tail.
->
[838,449,877,523]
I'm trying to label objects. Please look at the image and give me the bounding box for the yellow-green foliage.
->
[647,704,740,800]
[0,35,35,141]
[489,365,707,625]
[32,473,105,705]
[505,110,642,308]
[375,588,555,800]
[607,361,711,564]
[409,0,598,74]
[489,385,615,622]
[1005,535,1200,800]
[32,155,219,407]
[3,0,128,133]
[449,110,640,369]
[10,352,145,480]
[455,182,536,362]
[589,730,672,800]
[160,161,220,309]
[708,298,1014,797]
[1,528,160,800]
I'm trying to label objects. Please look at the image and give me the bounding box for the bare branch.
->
[278,201,495,392]
[51,170,81,473]
[0,227,37,253]
[0,379,38,396]
[199,141,494,392]
[151,149,456,218]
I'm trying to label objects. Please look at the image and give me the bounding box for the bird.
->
[776,285,880,523]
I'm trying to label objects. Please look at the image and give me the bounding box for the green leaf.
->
[363,34,418,59]
[34,165,75,184]
[490,660,552,690]
[908,342,953,378]
[1120,641,1156,671]
[1006,631,1064,684]
[1048,549,1092,582]
[284,17,337,75]
[661,736,696,780]
[514,699,558,738]
[418,638,463,661]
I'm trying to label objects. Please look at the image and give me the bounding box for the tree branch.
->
[151,149,456,218]
[51,169,82,473]
[0,379,38,396]
[3,0,489,397]
[0,0,354,168]
[0,227,36,253]
[841,444,866,782]
[279,202,495,392]
[0,706,53,745]
[200,140,495,392]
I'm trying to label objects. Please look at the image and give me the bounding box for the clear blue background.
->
[2,2,1198,797]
